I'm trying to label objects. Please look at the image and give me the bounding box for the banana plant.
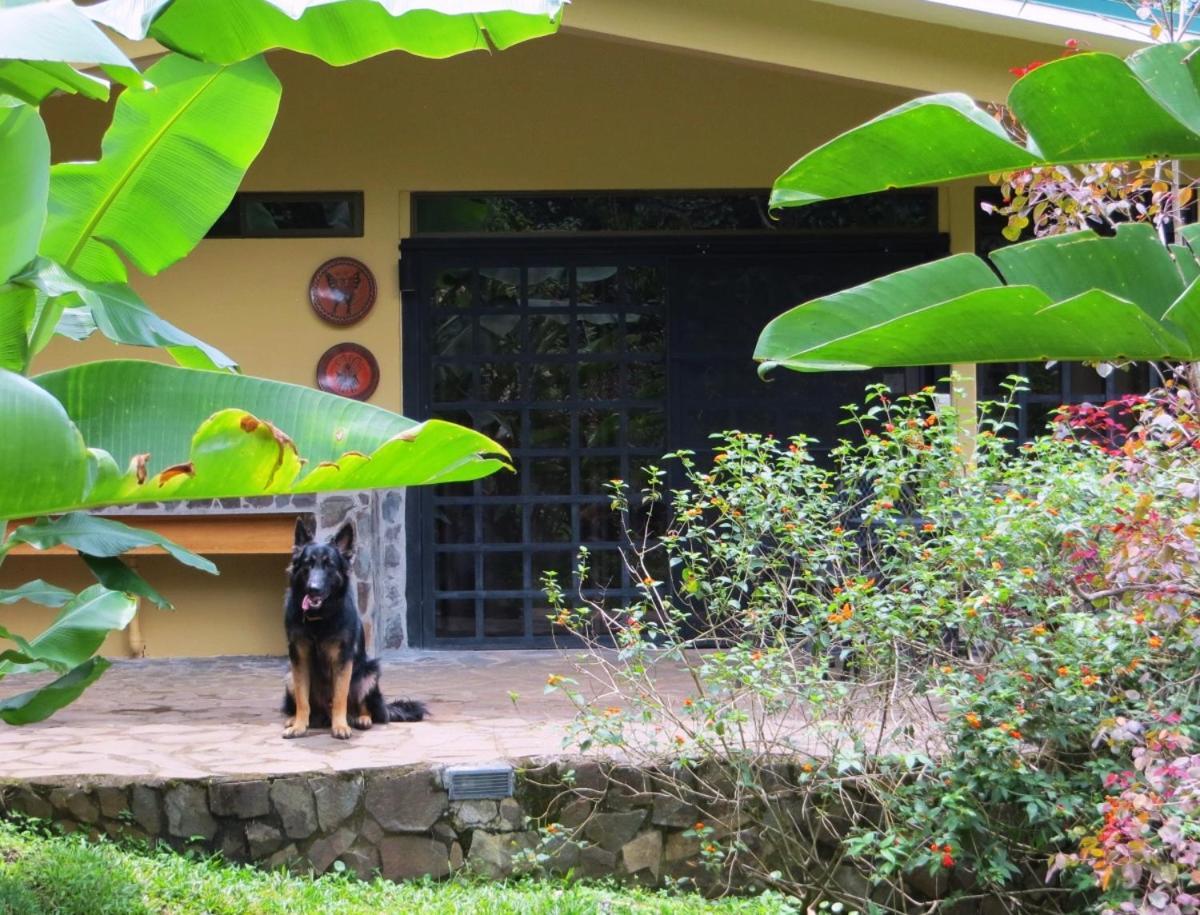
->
[0,0,562,722]
[756,40,1200,372]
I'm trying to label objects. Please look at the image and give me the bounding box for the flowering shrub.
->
[542,380,1200,912]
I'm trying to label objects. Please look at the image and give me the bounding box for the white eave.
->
[816,0,1149,51]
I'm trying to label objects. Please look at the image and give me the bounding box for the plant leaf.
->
[0,101,49,283]
[0,0,143,105]
[0,656,112,725]
[0,585,137,676]
[0,580,76,608]
[0,360,508,519]
[0,370,90,520]
[40,53,280,283]
[771,43,1200,208]
[8,514,217,574]
[755,226,1200,371]
[17,259,237,370]
[81,554,172,609]
[89,0,566,64]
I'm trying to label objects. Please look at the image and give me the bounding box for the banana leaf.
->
[0,0,143,105]
[87,0,566,65]
[755,224,1200,371]
[0,360,509,520]
[771,42,1200,208]
[40,54,280,283]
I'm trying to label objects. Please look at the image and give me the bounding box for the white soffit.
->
[815,0,1151,52]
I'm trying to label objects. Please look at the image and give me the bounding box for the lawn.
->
[0,819,799,915]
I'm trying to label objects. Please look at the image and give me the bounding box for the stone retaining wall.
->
[0,759,731,887]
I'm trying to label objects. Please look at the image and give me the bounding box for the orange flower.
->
[878,500,895,510]
[924,414,938,428]
[751,650,763,662]
[801,762,815,773]
[1031,624,1047,636]
[1020,567,1036,577]
[604,706,621,716]
[1009,729,1022,739]
[714,453,728,463]
[694,822,706,831]
[941,665,954,674]
[992,560,1004,571]
[682,697,694,708]
[1149,635,1163,649]
[546,674,564,686]
[965,608,978,618]
[1057,666,1070,677]
[674,734,686,745]
[832,526,844,535]
[784,522,796,531]
[965,712,982,729]
[546,823,560,834]
[922,522,936,532]
[942,852,955,868]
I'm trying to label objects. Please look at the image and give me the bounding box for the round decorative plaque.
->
[316,343,379,401]
[309,257,376,325]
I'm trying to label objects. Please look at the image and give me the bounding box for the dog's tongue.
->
[302,594,320,612]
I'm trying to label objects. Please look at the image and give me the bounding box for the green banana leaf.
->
[772,42,1200,208]
[0,360,509,519]
[40,53,280,283]
[0,581,75,608]
[89,0,565,65]
[0,656,112,725]
[0,585,138,726]
[755,224,1200,371]
[16,259,237,372]
[8,514,217,574]
[0,585,138,677]
[80,555,172,609]
[0,0,143,105]
[0,102,48,284]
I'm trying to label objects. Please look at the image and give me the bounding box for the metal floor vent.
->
[444,764,515,800]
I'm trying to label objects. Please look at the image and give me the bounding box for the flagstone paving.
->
[0,651,647,780]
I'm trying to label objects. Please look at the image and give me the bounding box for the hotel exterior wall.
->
[15,25,1059,656]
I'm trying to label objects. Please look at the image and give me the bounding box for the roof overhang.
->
[819,0,1160,46]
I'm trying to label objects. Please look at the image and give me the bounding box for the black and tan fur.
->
[282,519,426,739]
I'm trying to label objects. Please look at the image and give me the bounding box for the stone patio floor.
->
[0,652,649,781]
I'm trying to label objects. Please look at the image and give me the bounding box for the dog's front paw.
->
[331,722,352,740]
[353,715,373,730]
[282,723,308,739]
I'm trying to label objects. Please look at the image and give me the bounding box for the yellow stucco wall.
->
[10,21,1071,657]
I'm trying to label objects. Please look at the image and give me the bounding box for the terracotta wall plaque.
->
[316,342,379,401]
[309,256,376,325]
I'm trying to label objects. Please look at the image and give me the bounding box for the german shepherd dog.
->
[282,519,427,739]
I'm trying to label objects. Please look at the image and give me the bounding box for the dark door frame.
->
[399,231,950,649]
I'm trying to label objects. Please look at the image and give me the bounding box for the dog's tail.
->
[387,699,428,722]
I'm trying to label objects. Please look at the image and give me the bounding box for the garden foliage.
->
[546,381,1200,913]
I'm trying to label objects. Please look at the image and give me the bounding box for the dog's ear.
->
[331,522,354,559]
[293,517,314,550]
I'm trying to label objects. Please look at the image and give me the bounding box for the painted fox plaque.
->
[309,257,376,325]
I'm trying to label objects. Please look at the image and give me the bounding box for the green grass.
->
[0,819,798,914]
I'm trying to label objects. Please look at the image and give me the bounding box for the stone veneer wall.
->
[0,759,744,888]
[98,489,409,652]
